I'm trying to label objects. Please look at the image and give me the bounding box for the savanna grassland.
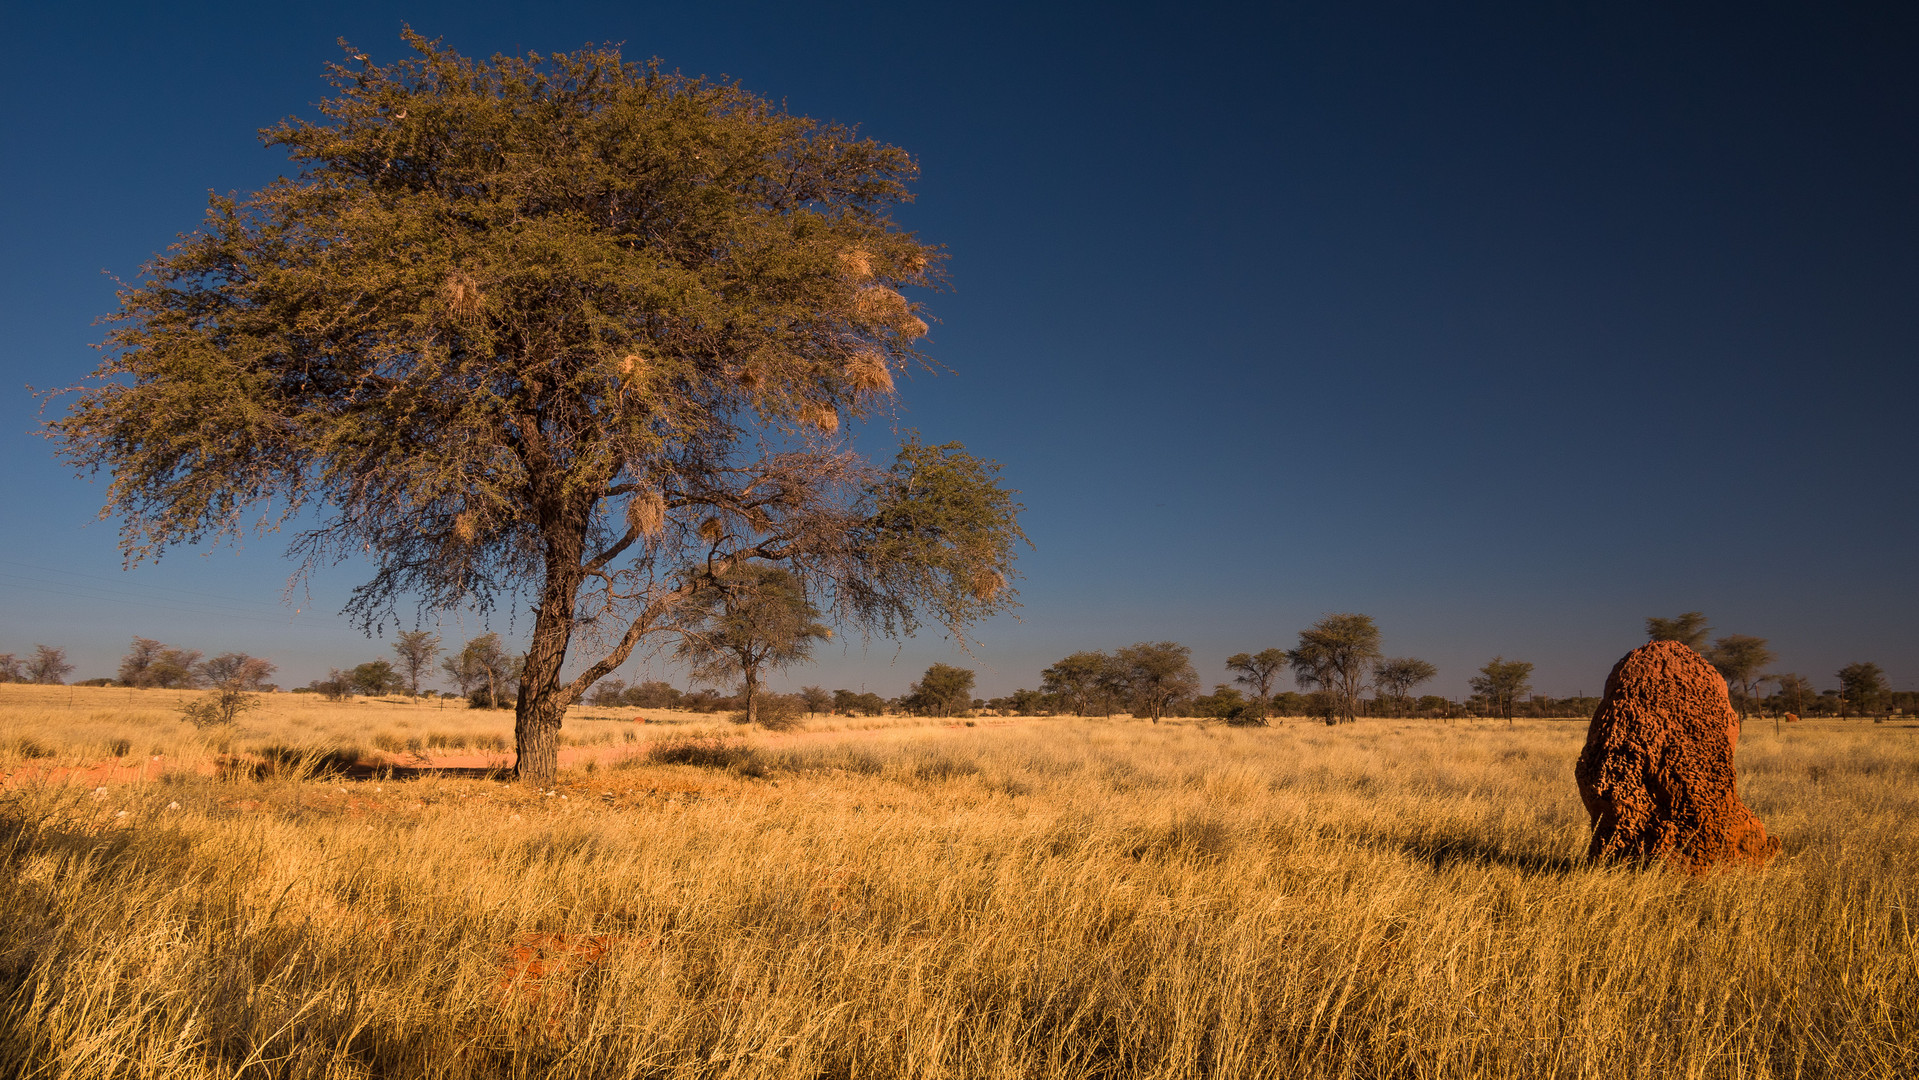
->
[1,685,1914,1079]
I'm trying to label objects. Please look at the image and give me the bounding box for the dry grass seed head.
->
[626,492,666,538]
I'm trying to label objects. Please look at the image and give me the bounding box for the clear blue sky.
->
[2,1,1914,700]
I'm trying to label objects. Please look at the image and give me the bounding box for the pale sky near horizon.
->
[3,1,1914,700]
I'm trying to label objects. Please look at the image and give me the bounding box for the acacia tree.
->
[1116,641,1198,723]
[1470,657,1534,727]
[1837,662,1889,719]
[197,652,277,690]
[1372,656,1438,717]
[902,662,975,717]
[48,35,1024,782]
[1040,651,1118,717]
[1705,634,1774,719]
[1645,612,1711,651]
[27,646,74,686]
[1289,614,1381,725]
[391,630,441,697]
[1225,648,1287,724]
[674,564,830,725]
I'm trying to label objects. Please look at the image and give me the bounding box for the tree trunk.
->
[514,510,590,786]
[744,667,759,726]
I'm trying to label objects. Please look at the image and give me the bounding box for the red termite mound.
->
[1575,640,1779,872]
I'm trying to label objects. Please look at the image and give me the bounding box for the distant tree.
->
[1225,648,1289,724]
[1041,651,1120,717]
[903,663,976,716]
[1770,672,1814,718]
[831,689,887,716]
[1007,687,1049,715]
[391,630,442,697]
[1290,614,1382,725]
[624,681,683,709]
[350,660,405,697]
[674,564,832,726]
[1837,662,1889,719]
[180,686,262,728]
[309,670,353,701]
[799,685,833,717]
[1193,684,1260,724]
[1470,657,1534,727]
[1645,612,1711,651]
[27,646,74,686]
[0,655,23,682]
[47,36,1025,785]
[589,677,628,706]
[196,653,277,691]
[1116,641,1199,723]
[1705,635,1775,719]
[451,633,516,709]
[118,637,203,689]
[1373,657,1439,717]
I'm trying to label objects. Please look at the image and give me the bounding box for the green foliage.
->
[46,33,1024,781]
[1290,614,1382,725]
[1041,651,1129,717]
[1645,612,1711,651]
[1373,657,1439,716]
[119,637,201,689]
[179,685,261,728]
[1115,642,1199,723]
[799,685,833,716]
[350,660,406,697]
[1193,684,1260,725]
[676,564,831,725]
[1470,657,1535,725]
[1225,648,1288,721]
[833,689,888,716]
[902,663,976,717]
[1706,634,1775,718]
[1838,662,1889,718]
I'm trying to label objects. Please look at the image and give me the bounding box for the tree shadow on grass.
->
[1384,833,1586,877]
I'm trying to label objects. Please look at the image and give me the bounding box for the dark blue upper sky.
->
[3,1,1914,699]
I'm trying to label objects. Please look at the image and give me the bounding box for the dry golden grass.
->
[1,685,1914,1078]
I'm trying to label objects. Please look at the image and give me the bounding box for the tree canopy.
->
[47,32,1025,781]
[674,563,830,725]
[1290,614,1381,725]
[1645,612,1711,651]
[1470,657,1534,726]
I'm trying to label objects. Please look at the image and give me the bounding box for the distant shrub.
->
[914,753,983,783]
[180,686,262,729]
[732,693,805,731]
[644,735,765,775]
